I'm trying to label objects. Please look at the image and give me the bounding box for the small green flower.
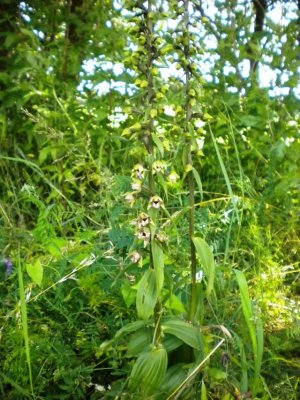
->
[129,251,141,263]
[131,180,142,191]
[167,171,179,183]
[132,164,145,180]
[137,212,150,228]
[124,192,135,206]
[136,229,151,245]
[131,213,150,228]
[148,196,163,210]
[152,161,167,174]
[155,231,168,243]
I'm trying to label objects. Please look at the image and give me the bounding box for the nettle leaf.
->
[136,268,158,320]
[26,259,43,287]
[128,346,168,395]
[161,318,202,350]
[193,237,215,298]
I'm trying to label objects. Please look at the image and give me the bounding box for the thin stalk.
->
[145,0,161,343]
[146,0,155,195]
[183,0,197,321]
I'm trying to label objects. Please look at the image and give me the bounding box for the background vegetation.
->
[0,0,299,399]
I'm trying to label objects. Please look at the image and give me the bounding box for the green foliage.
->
[0,0,299,399]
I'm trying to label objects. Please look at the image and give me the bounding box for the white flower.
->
[196,270,203,282]
[195,120,206,129]
[164,105,176,117]
[196,137,205,150]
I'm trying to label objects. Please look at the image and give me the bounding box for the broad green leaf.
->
[129,347,168,395]
[158,364,187,397]
[192,237,215,298]
[161,318,202,350]
[162,334,183,352]
[136,268,158,320]
[26,259,43,287]
[152,240,164,294]
[121,280,136,308]
[164,293,186,313]
[126,330,152,357]
[99,320,146,355]
[115,320,146,338]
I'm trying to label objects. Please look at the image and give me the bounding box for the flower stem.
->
[183,0,197,322]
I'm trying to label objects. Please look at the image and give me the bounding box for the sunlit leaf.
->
[193,237,215,298]
[136,268,158,320]
[26,259,43,287]
[161,318,202,350]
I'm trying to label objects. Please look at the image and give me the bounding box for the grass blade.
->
[208,123,240,223]
[235,269,263,391]
[17,254,34,396]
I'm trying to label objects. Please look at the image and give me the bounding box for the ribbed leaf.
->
[157,364,187,398]
[129,347,168,395]
[126,330,151,357]
[162,334,183,352]
[136,268,158,320]
[161,318,202,350]
[193,237,215,298]
[115,320,145,338]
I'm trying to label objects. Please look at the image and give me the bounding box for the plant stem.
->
[183,0,197,321]
[146,0,155,195]
[145,0,161,343]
